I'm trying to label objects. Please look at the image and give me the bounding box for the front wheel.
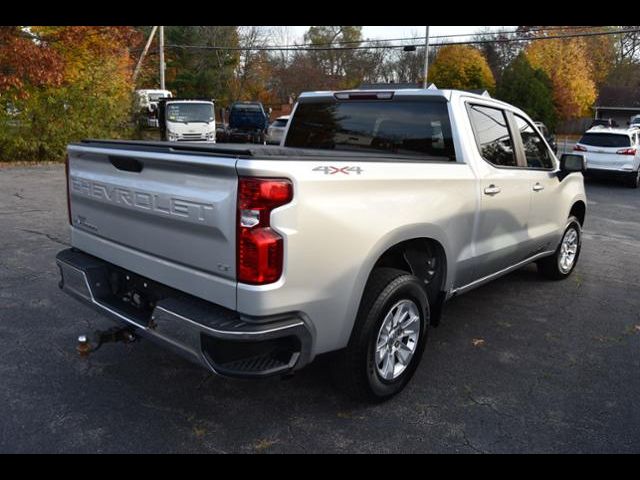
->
[334,268,429,402]
[537,216,582,280]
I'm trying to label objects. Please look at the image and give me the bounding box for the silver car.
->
[266,115,290,145]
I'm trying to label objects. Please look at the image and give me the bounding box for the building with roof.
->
[594,86,640,127]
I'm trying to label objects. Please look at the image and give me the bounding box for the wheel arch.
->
[570,200,586,227]
[340,225,454,345]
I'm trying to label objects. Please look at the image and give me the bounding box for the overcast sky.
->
[289,26,514,42]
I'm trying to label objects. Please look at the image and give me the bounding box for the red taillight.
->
[574,145,587,152]
[237,177,293,285]
[65,154,71,225]
[617,148,637,156]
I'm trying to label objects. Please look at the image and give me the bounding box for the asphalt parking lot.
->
[1,165,639,453]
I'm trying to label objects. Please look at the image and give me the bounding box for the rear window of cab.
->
[285,99,456,161]
[579,133,631,148]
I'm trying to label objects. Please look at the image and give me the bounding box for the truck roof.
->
[162,98,215,104]
[298,88,513,109]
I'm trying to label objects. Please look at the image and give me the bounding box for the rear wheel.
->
[334,268,429,402]
[626,170,640,189]
[537,216,582,280]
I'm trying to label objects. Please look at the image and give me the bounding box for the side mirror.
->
[559,153,586,180]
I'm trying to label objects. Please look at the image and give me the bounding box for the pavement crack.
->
[467,392,516,420]
[459,431,487,454]
[19,228,70,247]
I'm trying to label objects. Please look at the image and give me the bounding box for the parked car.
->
[574,127,640,188]
[266,115,290,145]
[533,121,558,154]
[589,118,619,129]
[629,114,640,128]
[225,101,270,144]
[57,88,587,401]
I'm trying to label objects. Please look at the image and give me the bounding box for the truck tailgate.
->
[67,143,239,309]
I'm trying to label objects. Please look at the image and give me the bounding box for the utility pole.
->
[159,26,166,91]
[132,26,158,84]
[423,26,430,89]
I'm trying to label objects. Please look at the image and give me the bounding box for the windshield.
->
[229,104,267,129]
[234,104,262,113]
[285,100,456,161]
[166,103,214,123]
[579,133,631,148]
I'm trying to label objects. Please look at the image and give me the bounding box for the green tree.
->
[164,26,240,105]
[429,45,496,93]
[496,53,557,131]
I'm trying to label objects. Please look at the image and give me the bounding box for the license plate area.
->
[95,265,174,326]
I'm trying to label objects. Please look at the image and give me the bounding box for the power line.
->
[278,25,596,48]
[159,28,639,53]
[128,26,607,54]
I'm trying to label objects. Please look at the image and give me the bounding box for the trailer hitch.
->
[76,326,137,358]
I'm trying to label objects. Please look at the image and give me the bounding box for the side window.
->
[468,105,517,167]
[514,115,555,169]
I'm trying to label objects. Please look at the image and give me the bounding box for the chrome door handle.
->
[484,185,502,196]
[533,183,545,192]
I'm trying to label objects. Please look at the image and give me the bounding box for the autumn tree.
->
[496,53,557,130]
[429,45,496,92]
[0,26,141,161]
[580,27,616,87]
[525,34,596,120]
[0,26,64,95]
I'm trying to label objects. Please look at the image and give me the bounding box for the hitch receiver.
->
[76,326,137,358]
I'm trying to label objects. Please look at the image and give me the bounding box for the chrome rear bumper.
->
[56,249,312,378]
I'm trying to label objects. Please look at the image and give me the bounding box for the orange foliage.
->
[525,30,597,119]
[0,27,63,94]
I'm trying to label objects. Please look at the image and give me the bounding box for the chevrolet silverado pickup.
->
[57,88,587,401]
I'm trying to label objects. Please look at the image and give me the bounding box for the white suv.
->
[575,127,640,188]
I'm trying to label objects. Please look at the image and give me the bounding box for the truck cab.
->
[159,99,217,143]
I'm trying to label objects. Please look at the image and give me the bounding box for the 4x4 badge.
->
[313,166,363,175]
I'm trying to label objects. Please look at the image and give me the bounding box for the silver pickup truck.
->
[57,88,587,401]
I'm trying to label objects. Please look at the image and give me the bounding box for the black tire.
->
[537,216,582,280]
[626,170,640,189]
[334,268,429,402]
